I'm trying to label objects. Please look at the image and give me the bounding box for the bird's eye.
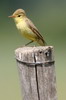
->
[18,15,21,17]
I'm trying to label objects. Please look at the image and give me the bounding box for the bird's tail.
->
[36,39,47,46]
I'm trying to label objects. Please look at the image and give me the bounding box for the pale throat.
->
[15,18,27,31]
[14,16,26,24]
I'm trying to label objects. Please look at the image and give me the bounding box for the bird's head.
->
[9,9,26,24]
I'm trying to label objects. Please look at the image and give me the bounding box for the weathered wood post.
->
[15,46,57,100]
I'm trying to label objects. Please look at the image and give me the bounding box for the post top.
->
[15,46,53,62]
[15,46,53,54]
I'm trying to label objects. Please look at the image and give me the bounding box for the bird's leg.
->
[25,40,34,46]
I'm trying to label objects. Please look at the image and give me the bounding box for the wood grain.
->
[15,46,57,100]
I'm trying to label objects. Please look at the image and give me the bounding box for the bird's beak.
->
[8,15,15,18]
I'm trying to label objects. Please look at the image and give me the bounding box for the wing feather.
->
[25,18,46,45]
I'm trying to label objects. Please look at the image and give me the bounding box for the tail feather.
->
[36,39,46,46]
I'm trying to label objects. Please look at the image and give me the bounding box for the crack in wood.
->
[34,53,40,100]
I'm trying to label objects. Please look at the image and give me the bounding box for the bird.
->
[9,9,46,46]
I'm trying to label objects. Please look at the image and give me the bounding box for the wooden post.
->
[15,46,57,100]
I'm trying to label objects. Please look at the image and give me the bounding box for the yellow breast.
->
[16,20,36,41]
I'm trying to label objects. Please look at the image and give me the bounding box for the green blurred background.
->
[0,0,66,100]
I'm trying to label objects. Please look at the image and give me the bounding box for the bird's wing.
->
[25,18,45,43]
